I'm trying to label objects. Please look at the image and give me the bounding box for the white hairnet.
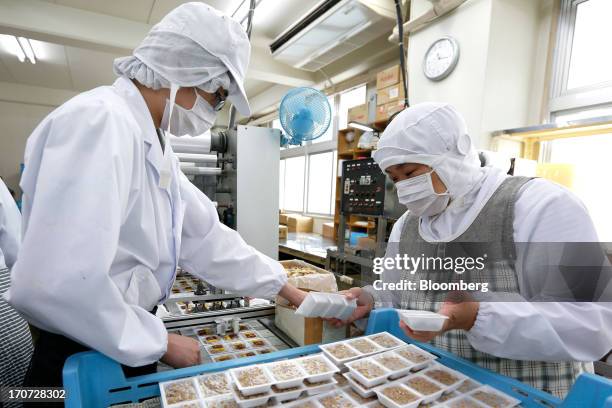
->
[372,103,483,199]
[113,2,251,115]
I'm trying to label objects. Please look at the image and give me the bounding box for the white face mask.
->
[161,88,217,137]
[395,170,450,217]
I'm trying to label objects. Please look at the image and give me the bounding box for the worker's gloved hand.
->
[327,287,374,328]
[399,298,480,342]
[161,333,202,368]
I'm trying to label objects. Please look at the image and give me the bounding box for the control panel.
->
[341,158,387,216]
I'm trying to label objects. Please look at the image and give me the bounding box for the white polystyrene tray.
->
[374,383,423,408]
[466,385,521,408]
[283,395,321,407]
[372,351,413,379]
[321,293,356,319]
[295,292,331,317]
[316,389,360,408]
[443,394,488,408]
[342,372,376,398]
[393,344,438,371]
[345,357,391,388]
[173,401,205,407]
[319,341,362,366]
[303,377,337,396]
[196,372,232,399]
[345,337,384,357]
[297,353,340,383]
[365,332,405,350]
[229,366,273,396]
[420,362,469,393]
[159,377,202,408]
[397,310,449,332]
[270,383,306,403]
[231,384,271,408]
[264,361,307,389]
[295,292,356,320]
[400,373,446,403]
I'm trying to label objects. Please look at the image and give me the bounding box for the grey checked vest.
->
[399,176,586,398]
[1,267,34,407]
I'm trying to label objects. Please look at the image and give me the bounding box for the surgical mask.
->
[159,84,217,189]
[161,89,217,137]
[396,170,450,217]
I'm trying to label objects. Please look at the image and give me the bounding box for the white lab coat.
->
[0,179,20,270]
[373,173,612,361]
[5,77,287,367]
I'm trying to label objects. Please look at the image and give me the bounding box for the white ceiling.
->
[0,0,323,97]
[0,0,398,114]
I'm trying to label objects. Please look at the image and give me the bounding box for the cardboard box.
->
[376,100,405,122]
[357,237,376,251]
[348,103,368,124]
[322,222,335,239]
[279,225,288,240]
[275,302,347,346]
[279,213,288,225]
[386,100,405,117]
[286,215,313,233]
[376,64,400,89]
[377,83,405,105]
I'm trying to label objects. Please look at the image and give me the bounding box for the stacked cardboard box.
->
[322,222,334,239]
[348,103,368,124]
[375,64,406,122]
[279,225,288,240]
[286,215,314,233]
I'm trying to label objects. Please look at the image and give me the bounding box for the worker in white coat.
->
[333,103,612,398]
[5,3,306,389]
[0,178,34,406]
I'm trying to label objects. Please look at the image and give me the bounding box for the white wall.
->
[0,101,55,193]
[407,0,555,149]
[0,81,234,195]
[408,0,492,147]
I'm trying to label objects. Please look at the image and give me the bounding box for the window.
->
[307,151,336,214]
[281,156,305,212]
[566,0,612,90]
[338,85,367,130]
[541,133,612,240]
[279,151,337,216]
[553,105,612,125]
[550,0,612,118]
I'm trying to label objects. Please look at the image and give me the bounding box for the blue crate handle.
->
[63,308,612,407]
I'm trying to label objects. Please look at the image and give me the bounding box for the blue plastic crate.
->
[63,308,612,407]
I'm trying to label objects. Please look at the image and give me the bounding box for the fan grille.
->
[279,87,332,143]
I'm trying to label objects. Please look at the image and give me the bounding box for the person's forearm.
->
[278,283,306,306]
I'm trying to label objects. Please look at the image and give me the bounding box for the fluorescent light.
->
[348,121,374,132]
[1,35,26,62]
[17,37,36,64]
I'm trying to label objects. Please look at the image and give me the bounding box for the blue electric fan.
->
[279,87,332,146]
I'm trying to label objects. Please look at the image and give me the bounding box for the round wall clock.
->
[423,37,460,81]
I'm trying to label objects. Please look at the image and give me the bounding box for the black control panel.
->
[341,158,387,216]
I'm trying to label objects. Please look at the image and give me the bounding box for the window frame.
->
[550,0,612,116]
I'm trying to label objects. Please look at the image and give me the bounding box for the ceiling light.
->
[348,121,375,132]
[1,35,26,62]
[17,37,36,64]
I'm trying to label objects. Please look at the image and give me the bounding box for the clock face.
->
[423,37,460,81]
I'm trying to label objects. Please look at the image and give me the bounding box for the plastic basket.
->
[63,308,612,407]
